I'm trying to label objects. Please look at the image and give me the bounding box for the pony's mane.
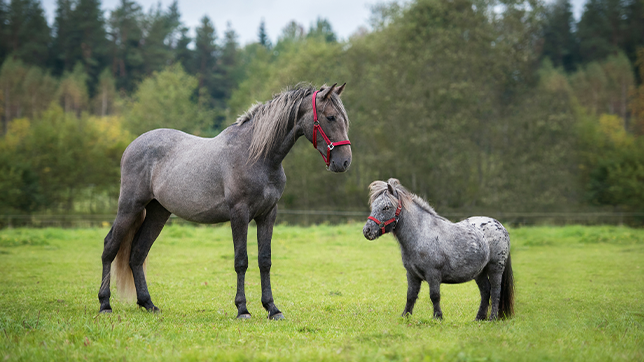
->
[368,178,445,219]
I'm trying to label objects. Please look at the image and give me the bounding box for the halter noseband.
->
[368,197,403,235]
[311,90,351,168]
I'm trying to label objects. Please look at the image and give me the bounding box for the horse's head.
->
[302,83,352,172]
[364,180,402,240]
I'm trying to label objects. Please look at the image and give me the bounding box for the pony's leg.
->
[129,200,171,312]
[255,206,284,320]
[488,268,504,320]
[98,209,145,313]
[230,204,251,319]
[427,278,443,319]
[402,270,421,316]
[474,273,491,321]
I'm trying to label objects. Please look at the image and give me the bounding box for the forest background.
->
[0,0,643,224]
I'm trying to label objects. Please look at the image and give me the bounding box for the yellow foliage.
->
[2,118,31,150]
[87,115,133,145]
[598,113,632,147]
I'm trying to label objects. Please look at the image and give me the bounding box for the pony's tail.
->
[498,252,515,319]
[112,210,146,301]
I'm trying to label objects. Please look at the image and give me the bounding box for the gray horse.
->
[363,179,514,320]
[98,83,352,320]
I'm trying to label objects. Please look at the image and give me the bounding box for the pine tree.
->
[140,1,181,75]
[194,15,218,95]
[307,17,337,43]
[258,19,271,49]
[174,26,193,70]
[0,0,10,64]
[70,0,109,96]
[542,0,578,71]
[6,0,50,67]
[108,0,143,91]
[220,22,239,100]
[51,0,74,74]
[577,0,625,63]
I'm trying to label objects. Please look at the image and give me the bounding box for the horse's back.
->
[460,217,510,269]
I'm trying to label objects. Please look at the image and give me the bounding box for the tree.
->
[542,0,578,71]
[51,0,74,74]
[174,26,193,69]
[258,19,271,49]
[57,62,89,116]
[93,68,117,116]
[194,15,221,100]
[125,64,206,135]
[577,0,625,63]
[307,17,337,43]
[5,0,50,67]
[69,0,109,95]
[219,22,240,100]
[140,0,181,75]
[108,0,143,91]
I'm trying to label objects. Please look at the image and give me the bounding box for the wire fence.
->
[1,210,643,228]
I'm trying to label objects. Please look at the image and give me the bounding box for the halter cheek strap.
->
[368,198,403,235]
[311,90,351,167]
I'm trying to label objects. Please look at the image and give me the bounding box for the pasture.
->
[0,223,643,361]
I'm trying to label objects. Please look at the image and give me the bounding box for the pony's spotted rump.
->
[364,178,514,320]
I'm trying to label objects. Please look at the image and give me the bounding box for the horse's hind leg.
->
[129,200,171,312]
[98,209,145,313]
[255,206,284,320]
[474,273,491,321]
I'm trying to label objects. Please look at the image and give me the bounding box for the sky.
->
[40,0,588,46]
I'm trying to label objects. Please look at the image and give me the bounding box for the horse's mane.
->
[369,178,446,220]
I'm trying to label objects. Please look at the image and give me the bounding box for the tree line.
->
[0,0,643,224]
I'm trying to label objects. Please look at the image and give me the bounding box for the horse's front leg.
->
[230,205,251,319]
[402,269,421,316]
[255,206,284,320]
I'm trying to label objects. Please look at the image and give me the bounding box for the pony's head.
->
[364,178,410,240]
[301,83,352,172]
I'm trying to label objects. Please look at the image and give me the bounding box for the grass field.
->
[0,223,643,361]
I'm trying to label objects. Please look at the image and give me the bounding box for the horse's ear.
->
[335,83,346,96]
[319,83,337,100]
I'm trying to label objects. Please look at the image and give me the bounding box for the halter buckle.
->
[328,144,334,151]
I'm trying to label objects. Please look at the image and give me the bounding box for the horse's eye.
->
[326,115,336,122]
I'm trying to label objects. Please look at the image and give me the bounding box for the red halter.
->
[311,90,351,168]
[368,198,403,235]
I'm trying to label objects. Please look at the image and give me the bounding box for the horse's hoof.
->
[269,313,285,320]
[237,313,252,319]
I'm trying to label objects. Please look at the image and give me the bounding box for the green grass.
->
[0,223,643,361]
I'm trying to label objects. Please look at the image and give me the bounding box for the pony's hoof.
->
[99,308,112,314]
[237,313,252,320]
[269,313,285,320]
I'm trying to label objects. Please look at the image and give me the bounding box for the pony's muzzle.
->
[363,222,380,240]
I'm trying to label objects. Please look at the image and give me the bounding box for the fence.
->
[1,210,643,228]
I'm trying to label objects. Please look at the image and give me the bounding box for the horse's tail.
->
[112,210,147,301]
[499,252,515,319]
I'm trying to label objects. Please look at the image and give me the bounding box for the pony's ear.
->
[335,83,346,96]
[387,183,398,197]
[319,83,337,100]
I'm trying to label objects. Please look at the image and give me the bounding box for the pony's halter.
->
[311,90,351,168]
[368,197,403,235]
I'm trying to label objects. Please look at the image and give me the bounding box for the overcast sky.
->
[40,0,588,46]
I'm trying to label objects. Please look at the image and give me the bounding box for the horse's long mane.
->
[236,84,315,163]
[369,178,447,220]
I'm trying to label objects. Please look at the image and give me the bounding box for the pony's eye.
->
[326,115,336,122]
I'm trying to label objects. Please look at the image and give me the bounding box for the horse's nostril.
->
[343,160,349,168]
